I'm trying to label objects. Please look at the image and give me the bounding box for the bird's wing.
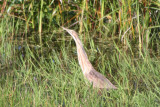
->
[85,69,117,89]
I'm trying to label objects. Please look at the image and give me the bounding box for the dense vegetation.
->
[0,0,160,106]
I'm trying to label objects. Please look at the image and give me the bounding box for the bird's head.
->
[61,27,79,42]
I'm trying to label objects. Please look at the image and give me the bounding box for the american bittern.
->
[62,27,117,90]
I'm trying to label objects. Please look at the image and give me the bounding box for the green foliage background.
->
[0,0,160,106]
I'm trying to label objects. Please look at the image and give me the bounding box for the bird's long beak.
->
[61,26,69,32]
[61,26,71,35]
[61,26,66,30]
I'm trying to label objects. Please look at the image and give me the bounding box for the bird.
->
[62,27,117,90]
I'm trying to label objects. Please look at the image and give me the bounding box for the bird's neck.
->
[76,43,93,74]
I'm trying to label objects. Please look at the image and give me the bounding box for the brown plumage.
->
[62,27,117,90]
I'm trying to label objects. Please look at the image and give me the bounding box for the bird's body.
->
[62,27,117,89]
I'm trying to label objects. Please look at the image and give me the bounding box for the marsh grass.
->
[0,0,160,106]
